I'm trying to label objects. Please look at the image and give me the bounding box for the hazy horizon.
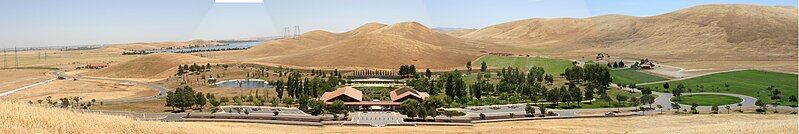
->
[0,0,795,48]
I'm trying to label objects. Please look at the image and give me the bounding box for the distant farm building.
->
[637,62,655,69]
[78,63,109,69]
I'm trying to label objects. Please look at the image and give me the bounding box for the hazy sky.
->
[0,0,795,48]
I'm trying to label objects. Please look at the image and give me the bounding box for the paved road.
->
[637,69,747,86]
[0,78,55,97]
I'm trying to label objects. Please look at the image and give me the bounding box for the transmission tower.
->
[283,27,290,39]
[14,47,18,68]
[294,25,300,39]
[2,48,6,68]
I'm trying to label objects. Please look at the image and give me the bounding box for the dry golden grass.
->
[461,4,797,65]
[440,29,477,37]
[92,100,168,113]
[0,69,50,92]
[3,79,155,102]
[0,101,283,134]
[0,49,140,71]
[83,53,217,80]
[2,101,795,134]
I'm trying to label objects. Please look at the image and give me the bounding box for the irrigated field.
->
[610,68,668,86]
[643,70,798,106]
[1,101,795,134]
[474,55,574,75]
[672,94,743,106]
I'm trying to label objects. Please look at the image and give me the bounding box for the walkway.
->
[350,111,405,127]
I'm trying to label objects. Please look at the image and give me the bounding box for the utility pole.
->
[2,48,6,68]
[14,47,18,68]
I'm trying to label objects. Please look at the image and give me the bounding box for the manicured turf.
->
[610,68,668,86]
[644,70,798,106]
[672,94,742,106]
[474,55,574,75]
[556,88,646,109]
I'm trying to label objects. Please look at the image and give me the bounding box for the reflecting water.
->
[215,79,273,88]
[145,41,262,53]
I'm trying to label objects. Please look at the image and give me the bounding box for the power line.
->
[294,25,300,39]
[2,48,6,68]
[14,47,18,68]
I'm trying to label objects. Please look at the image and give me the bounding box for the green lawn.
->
[555,88,646,109]
[355,87,392,101]
[474,55,574,75]
[610,68,668,86]
[672,94,742,106]
[643,70,798,106]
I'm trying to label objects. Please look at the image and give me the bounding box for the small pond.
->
[214,79,273,89]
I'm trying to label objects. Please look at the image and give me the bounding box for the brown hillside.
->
[461,4,798,61]
[84,53,215,80]
[240,22,482,69]
[239,30,340,58]
[440,29,478,37]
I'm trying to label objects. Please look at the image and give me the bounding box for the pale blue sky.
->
[0,0,795,48]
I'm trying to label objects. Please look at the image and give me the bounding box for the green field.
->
[672,94,742,106]
[643,70,798,106]
[474,55,574,75]
[610,68,668,86]
[556,88,647,109]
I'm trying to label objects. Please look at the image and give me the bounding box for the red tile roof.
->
[390,86,429,102]
[319,86,363,102]
[325,101,401,106]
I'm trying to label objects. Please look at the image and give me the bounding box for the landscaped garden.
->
[610,68,667,86]
[643,70,798,106]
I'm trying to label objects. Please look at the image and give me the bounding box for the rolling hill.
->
[84,53,216,80]
[460,4,798,61]
[240,22,483,70]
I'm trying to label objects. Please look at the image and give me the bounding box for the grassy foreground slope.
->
[644,70,797,106]
[474,55,574,75]
[0,101,795,133]
[610,68,668,85]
